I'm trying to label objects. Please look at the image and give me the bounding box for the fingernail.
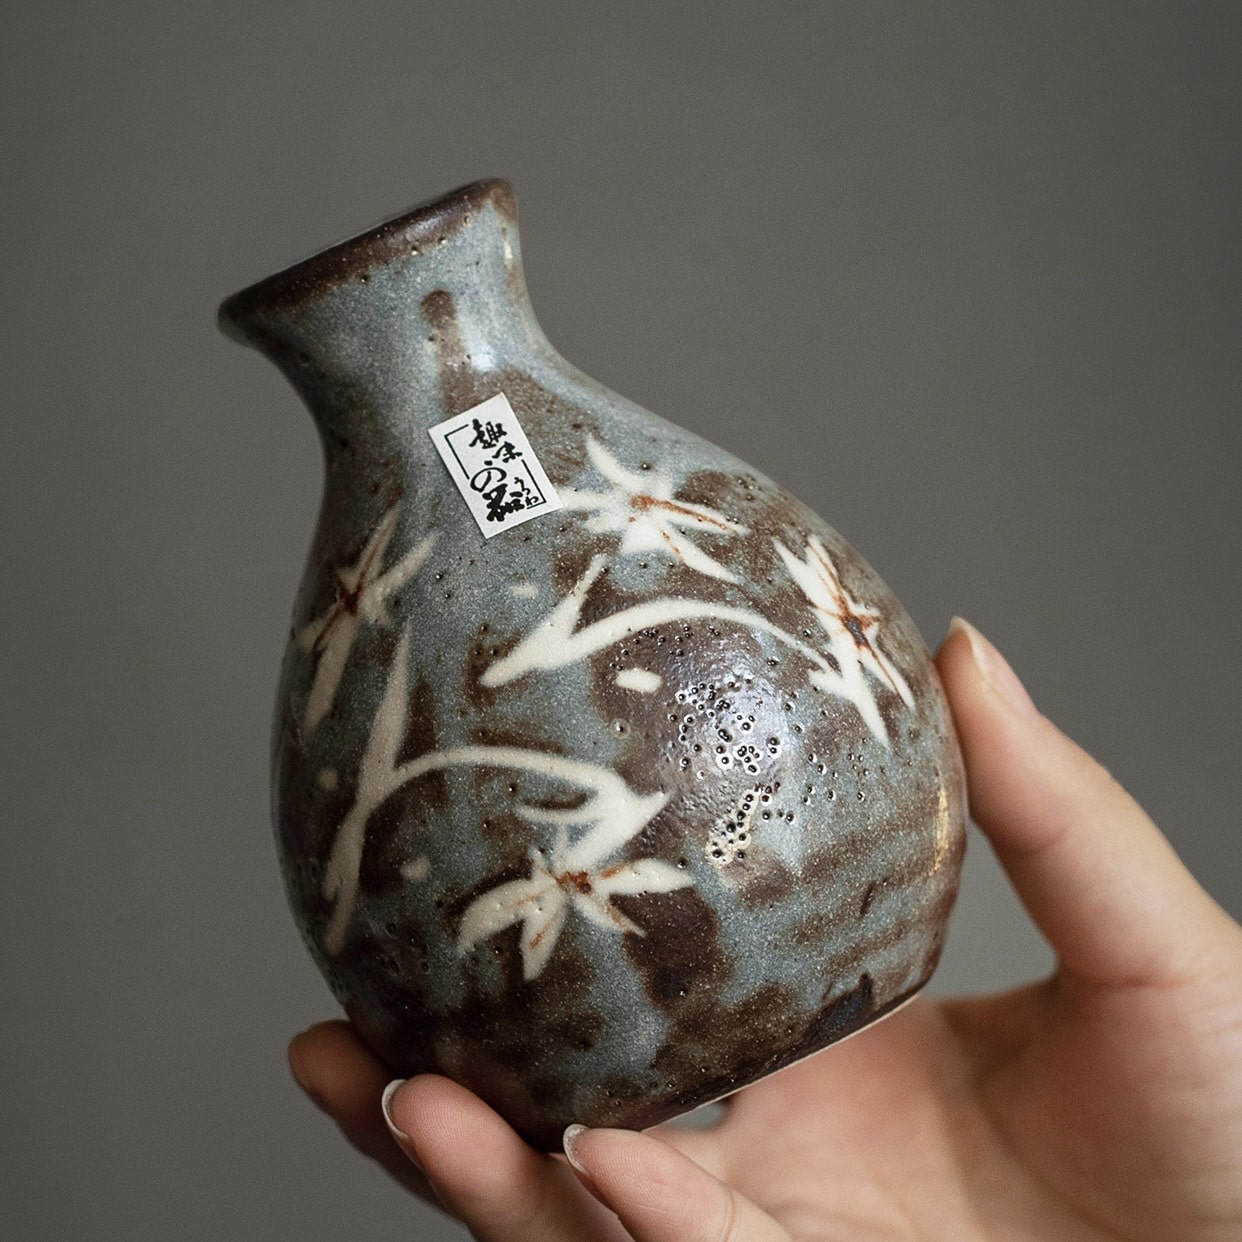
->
[948,617,1038,718]
[562,1123,589,1174]
[381,1078,411,1142]
[562,1124,605,1202]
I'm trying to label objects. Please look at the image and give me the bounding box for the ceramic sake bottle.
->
[218,179,965,1149]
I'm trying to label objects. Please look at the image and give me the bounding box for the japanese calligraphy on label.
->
[428,393,563,537]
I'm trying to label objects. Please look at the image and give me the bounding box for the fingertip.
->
[286,1030,326,1111]
[935,616,1076,857]
[283,1021,396,1150]
[938,616,1038,721]
[385,1074,468,1148]
[558,1125,668,1213]
[391,1078,621,1236]
[390,1075,524,1188]
[935,613,976,667]
[287,1020,369,1111]
[281,1025,438,1198]
[563,1126,787,1241]
[286,1020,333,1070]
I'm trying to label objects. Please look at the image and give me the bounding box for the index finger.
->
[935,618,1240,993]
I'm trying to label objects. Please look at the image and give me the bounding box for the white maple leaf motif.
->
[479,553,911,747]
[297,504,436,734]
[562,437,748,583]
[458,813,691,981]
[481,554,823,689]
[320,627,687,961]
[774,536,915,744]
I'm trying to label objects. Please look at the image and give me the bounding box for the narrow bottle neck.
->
[219,181,552,438]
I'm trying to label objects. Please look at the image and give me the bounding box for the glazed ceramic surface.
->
[219,180,966,1149]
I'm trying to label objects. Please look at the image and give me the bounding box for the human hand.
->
[288,618,1242,1240]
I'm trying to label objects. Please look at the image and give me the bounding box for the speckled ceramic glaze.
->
[219,179,966,1149]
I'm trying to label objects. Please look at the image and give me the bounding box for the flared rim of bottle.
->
[217,178,517,341]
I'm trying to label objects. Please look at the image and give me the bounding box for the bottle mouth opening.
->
[217,178,517,341]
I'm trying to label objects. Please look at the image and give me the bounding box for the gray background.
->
[3,3,1238,1239]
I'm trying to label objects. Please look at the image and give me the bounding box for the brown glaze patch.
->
[398,676,448,810]
[620,886,728,1007]
[462,634,510,715]
[447,853,532,927]
[805,972,876,1044]
[596,973,886,1144]
[357,789,431,901]
[420,288,486,414]
[860,880,878,916]
[486,368,599,480]
[399,923,614,1147]
[672,469,754,535]
[646,980,800,1104]
[467,724,569,758]
[727,854,799,910]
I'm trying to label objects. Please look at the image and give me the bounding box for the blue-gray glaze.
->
[219,179,966,1150]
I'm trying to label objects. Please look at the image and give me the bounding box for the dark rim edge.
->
[217,178,516,337]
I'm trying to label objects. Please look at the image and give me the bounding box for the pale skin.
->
[288,619,1242,1240]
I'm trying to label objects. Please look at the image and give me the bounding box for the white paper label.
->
[428,393,563,538]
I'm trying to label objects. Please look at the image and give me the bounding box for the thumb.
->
[935,618,1237,991]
